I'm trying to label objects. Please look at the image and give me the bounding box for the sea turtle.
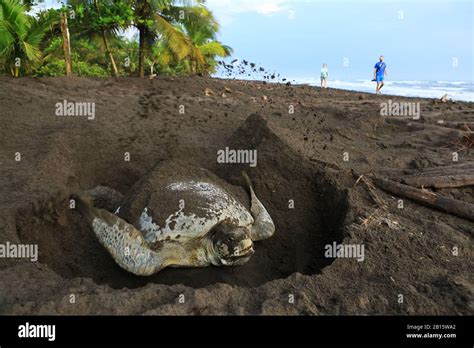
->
[72,161,275,276]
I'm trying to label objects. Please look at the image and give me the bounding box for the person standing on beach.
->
[320,63,329,88]
[373,56,387,94]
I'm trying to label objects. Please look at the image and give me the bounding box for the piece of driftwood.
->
[400,174,474,189]
[378,162,474,179]
[377,163,474,188]
[355,174,387,209]
[373,177,474,222]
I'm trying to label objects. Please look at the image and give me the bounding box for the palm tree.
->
[92,0,118,76]
[179,5,232,73]
[67,0,132,76]
[155,4,232,74]
[132,0,203,77]
[0,0,58,76]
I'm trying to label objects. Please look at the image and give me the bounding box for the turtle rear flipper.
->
[72,194,170,276]
[241,172,275,241]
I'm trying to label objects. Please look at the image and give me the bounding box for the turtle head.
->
[209,222,254,266]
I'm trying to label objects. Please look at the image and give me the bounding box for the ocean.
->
[297,79,474,102]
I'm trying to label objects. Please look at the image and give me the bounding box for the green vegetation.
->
[0,0,231,77]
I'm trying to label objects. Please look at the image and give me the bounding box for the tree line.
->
[0,0,232,77]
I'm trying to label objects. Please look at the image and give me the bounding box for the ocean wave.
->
[296,79,474,102]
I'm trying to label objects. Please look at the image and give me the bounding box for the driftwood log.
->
[399,174,474,189]
[372,177,474,222]
[378,162,474,189]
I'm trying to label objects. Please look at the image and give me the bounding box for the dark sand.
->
[0,76,472,315]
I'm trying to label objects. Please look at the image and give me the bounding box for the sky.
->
[37,0,473,82]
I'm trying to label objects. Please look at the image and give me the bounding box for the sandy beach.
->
[0,76,472,315]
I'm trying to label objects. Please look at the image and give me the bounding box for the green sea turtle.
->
[72,161,275,276]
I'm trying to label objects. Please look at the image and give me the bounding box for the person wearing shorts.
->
[373,56,387,94]
[320,63,329,88]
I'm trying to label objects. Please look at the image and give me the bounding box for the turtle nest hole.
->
[15,115,351,290]
[16,168,349,290]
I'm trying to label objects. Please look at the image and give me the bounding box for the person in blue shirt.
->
[373,55,387,94]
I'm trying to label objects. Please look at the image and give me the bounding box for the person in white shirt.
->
[320,63,329,88]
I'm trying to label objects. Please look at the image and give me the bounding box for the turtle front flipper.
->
[71,194,170,276]
[241,172,275,241]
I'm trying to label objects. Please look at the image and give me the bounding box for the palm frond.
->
[154,14,191,60]
[0,0,59,75]
[198,41,232,57]
[162,4,218,43]
[21,40,41,61]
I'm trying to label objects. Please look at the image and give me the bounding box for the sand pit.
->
[0,76,472,315]
[14,114,351,289]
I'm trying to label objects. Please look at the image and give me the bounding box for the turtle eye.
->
[227,237,234,242]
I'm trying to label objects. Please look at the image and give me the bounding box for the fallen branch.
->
[356,174,387,209]
[377,163,474,188]
[372,177,474,222]
[378,162,474,179]
[399,174,474,189]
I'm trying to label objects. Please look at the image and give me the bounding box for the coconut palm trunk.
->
[101,31,119,77]
[94,0,119,77]
[60,11,73,77]
[138,27,146,78]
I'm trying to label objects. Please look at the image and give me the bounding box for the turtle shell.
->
[116,160,254,245]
